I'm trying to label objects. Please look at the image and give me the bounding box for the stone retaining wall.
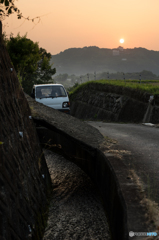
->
[70,83,159,123]
[0,21,51,240]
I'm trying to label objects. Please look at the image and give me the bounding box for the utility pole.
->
[123,73,125,83]
[94,71,96,80]
[87,73,89,81]
[107,72,109,79]
[139,74,141,84]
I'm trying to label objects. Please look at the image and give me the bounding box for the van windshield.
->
[36,86,67,98]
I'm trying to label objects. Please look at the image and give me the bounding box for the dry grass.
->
[29,105,40,118]
[130,169,159,239]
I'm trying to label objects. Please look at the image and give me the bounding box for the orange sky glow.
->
[2,0,159,55]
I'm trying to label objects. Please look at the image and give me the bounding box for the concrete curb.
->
[35,123,128,240]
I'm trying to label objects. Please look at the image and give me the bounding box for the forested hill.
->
[50,46,159,76]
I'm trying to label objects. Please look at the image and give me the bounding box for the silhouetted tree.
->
[0,0,41,22]
[6,33,56,93]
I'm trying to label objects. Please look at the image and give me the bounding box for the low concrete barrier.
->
[35,124,128,240]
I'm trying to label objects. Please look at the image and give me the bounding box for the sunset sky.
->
[3,0,159,55]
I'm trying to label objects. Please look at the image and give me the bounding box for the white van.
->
[31,84,70,114]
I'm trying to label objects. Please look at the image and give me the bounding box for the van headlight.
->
[62,102,70,108]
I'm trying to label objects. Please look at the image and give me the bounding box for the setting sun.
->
[120,39,124,44]
[2,0,159,54]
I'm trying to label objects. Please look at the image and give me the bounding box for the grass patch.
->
[69,79,159,97]
[69,81,91,96]
[29,105,40,118]
[130,169,159,232]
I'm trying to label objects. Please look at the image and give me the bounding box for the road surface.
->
[86,121,159,204]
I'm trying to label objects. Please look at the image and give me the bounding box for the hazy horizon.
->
[52,45,159,56]
[2,0,159,55]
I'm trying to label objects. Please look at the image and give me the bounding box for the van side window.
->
[36,87,43,98]
[60,87,66,96]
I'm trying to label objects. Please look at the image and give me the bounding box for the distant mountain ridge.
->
[51,46,159,76]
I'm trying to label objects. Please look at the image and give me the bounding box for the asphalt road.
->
[86,121,159,203]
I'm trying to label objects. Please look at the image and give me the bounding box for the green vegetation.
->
[69,79,159,96]
[0,0,22,20]
[67,82,79,92]
[6,33,56,94]
[54,70,159,90]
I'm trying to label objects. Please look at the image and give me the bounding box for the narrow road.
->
[43,149,111,240]
[86,122,159,204]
